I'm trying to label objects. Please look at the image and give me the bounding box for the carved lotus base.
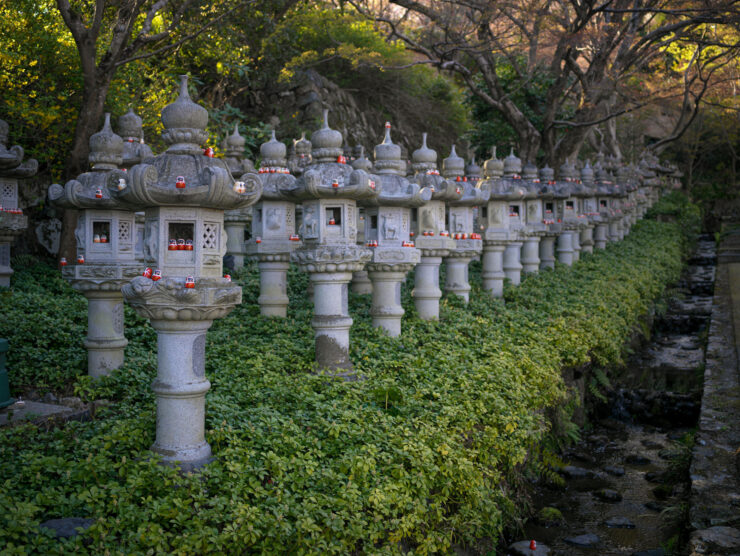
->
[291,245,371,273]
[447,239,482,257]
[122,276,241,321]
[246,241,296,260]
[367,247,420,269]
[0,212,28,242]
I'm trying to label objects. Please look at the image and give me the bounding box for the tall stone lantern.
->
[537,165,559,270]
[578,161,599,254]
[520,162,545,273]
[115,75,262,469]
[245,131,297,317]
[408,133,459,318]
[0,119,38,287]
[594,163,619,244]
[350,147,374,295]
[440,145,487,301]
[500,150,526,284]
[360,123,431,335]
[48,114,139,377]
[223,124,257,269]
[478,148,506,296]
[553,162,579,265]
[286,109,378,374]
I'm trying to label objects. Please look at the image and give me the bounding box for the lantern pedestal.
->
[413,249,448,320]
[0,243,12,288]
[503,241,523,285]
[351,271,373,294]
[82,290,128,378]
[0,216,28,287]
[122,276,242,469]
[539,234,557,270]
[594,223,608,249]
[557,231,575,266]
[521,235,541,274]
[481,242,506,297]
[224,209,250,269]
[580,225,595,254]
[292,246,370,375]
[253,255,291,317]
[572,228,582,262]
[608,220,619,242]
[444,241,480,302]
[367,263,414,337]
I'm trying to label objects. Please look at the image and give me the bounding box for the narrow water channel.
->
[519,235,717,556]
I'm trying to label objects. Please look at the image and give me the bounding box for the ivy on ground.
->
[0,195,696,554]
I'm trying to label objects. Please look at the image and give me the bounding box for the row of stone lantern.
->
[29,73,670,470]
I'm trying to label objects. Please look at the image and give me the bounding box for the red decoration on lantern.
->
[203,147,214,158]
[168,239,177,251]
[289,234,300,241]
[185,276,195,289]
[456,176,461,182]
[456,187,462,194]
[152,270,162,281]
[332,179,340,188]
[59,257,67,267]
[177,238,185,250]
[529,540,536,551]
[101,234,108,243]
[95,188,103,199]
[440,230,449,237]
[185,239,193,251]
[369,180,376,190]
[255,237,262,244]
[409,231,415,237]
[77,254,85,264]
[175,176,186,189]
[337,156,346,164]
[329,218,336,225]
[142,267,152,278]
[224,274,231,282]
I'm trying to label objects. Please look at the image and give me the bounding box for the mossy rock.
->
[536,506,564,526]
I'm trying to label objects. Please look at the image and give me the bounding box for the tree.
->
[353,0,740,165]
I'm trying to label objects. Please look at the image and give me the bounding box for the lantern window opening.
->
[566,201,575,210]
[168,222,195,244]
[600,200,608,208]
[546,202,554,212]
[370,214,378,230]
[509,205,520,216]
[326,206,342,226]
[92,221,111,246]
[481,206,488,219]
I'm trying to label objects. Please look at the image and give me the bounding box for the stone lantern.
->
[478,147,526,296]
[554,160,581,265]
[245,131,297,317]
[408,133,459,318]
[223,123,257,269]
[500,150,527,284]
[465,156,482,184]
[537,165,559,270]
[288,132,312,177]
[578,161,599,254]
[359,123,431,335]
[594,163,619,244]
[0,119,37,287]
[285,109,378,374]
[117,109,154,264]
[441,145,487,301]
[520,162,546,273]
[350,146,374,295]
[569,162,595,257]
[48,114,139,377]
[115,75,262,469]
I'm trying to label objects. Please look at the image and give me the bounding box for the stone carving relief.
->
[301,205,318,238]
[381,215,398,239]
[266,208,281,231]
[144,220,158,262]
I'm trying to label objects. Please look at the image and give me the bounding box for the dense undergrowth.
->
[0,195,697,554]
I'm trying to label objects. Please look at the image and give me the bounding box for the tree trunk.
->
[59,74,111,262]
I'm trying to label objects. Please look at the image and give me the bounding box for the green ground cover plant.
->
[0,195,696,554]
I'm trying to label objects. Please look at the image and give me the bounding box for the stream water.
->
[517,235,717,556]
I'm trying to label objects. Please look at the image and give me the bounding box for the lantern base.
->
[482,242,506,298]
[594,223,608,250]
[539,235,556,270]
[444,253,474,303]
[257,260,290,317]
[310,272,355,375]
[413,255,444,320]
[557,231,575,266]
[350,270,373,295]
[503,241,523,285]
[521,236,541,274]
[367,265,414,337]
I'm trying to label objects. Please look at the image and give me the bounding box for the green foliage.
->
[463,58,574,160]
[0,197,697,553]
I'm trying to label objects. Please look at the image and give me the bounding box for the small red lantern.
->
[332,179,340,188]
[269,167,276,174]
[59,257,67,267]
[422,230,429,237]
[329,218,336,225]
[529,540,536,551]
[255,237,262,244]
[77,254,85,264]
[461,233,468,239]
[224,274,231,282]
[152,270,162,281]
[93,234,101,244]
[185,276,195,289]
[185,239,193,251]
[175,176,186,189]
[429,231,435,236]
[337,156,346,164]
[142,267,153,278]
[409,231,415,237]
[440,230,449,237]
[168,239,177,251]
[289,234,300,241]
[463,176,468,182]
[95,188,103,199]
[203,147,214,158]
[454,233,460,240]
[100,233,108,243]
[456,176,462,182]
[177,238,185,250]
